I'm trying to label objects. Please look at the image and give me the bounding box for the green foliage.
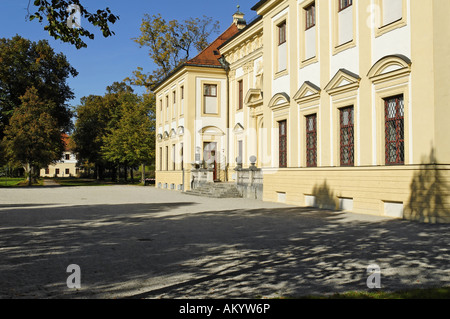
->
[0,177,25,187]
[101,93,155,167]
[71,94,110,167]
[27,0,119,49]
[2,87,64,184]
[128,14,220,89]
[72,82,156,178]
[0,35,77,140]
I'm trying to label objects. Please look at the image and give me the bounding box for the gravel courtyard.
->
[0,185,449,299]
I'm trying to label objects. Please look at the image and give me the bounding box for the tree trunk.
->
[27,163,32,186]
[130,167,134,184]
[141,163,145,184]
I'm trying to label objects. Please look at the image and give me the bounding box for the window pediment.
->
[244,89,263,108]
[233,123,245,134]
[294,81,321,104]
[368,54,412,83]
[199,126,225,136]
[269,92,290,110]
[325,69,361,95]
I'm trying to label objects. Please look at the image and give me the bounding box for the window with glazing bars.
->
[305,3,316,30]
[204,84,217,97]
[385,95,405,165]
[339,0,352,11]
[278,21,286,45]
[279,120,287,168]
[306,114,317,167]
[340,106,354,166]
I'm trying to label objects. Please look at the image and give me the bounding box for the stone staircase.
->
[184,183,242,198]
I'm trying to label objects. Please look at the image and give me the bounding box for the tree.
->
[27,0,119,49]
[2,87,64,186]
[0,35,77,140]
[101,93,155,183]
[72,82,137,180]
[128,14,220,89]
[71,94,110,180]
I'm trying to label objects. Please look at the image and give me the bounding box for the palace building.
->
[154,0,450,223]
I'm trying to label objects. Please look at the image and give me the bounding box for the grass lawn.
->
[294,286,450,299]
[53,178,145,187]
[0,177,27,187]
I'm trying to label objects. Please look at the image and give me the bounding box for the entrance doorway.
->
[203,142,219,181]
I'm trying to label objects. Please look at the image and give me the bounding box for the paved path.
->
[43,179,61,187]
[0,185,449,299]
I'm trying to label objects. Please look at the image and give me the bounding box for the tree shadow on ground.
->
[0,201,448,299]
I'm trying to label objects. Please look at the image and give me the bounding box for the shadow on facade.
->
[406,148,450,223]
[311,180,337,210]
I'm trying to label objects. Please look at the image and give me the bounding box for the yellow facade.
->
[40,151,79,178]
[154,0,450,223]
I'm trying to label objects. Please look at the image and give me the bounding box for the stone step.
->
[184,183,242,198]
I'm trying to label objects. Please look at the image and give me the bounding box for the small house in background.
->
[40,134,80,178]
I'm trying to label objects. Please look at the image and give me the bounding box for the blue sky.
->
[0,0,256,107]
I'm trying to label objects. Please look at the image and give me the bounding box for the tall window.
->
[165,146,169,171]
[381,0,403,26]
[279,120,287,168]
[340,106,354,166]
[180,143,184,170]
[159,147,162,171]
[385,95,404,165]
[180,86,184,115]
[165,96,169,121]
[278,21,286,45]
[238,80,243,110]
[339,0,352,11]
[306,114,317,167]
[172,144,176,170]
[304,2,317,60]
[305,3,316,30]
[203,84,218,114]
[172,91,176,118]
[160,99,163,123]
[277,21,287,72]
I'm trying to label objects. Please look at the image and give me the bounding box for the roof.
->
[152,24,240,92]
[62,134,72,152]
[217,15,262,51]
[186,23,240,67]
[251,0,269,11]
